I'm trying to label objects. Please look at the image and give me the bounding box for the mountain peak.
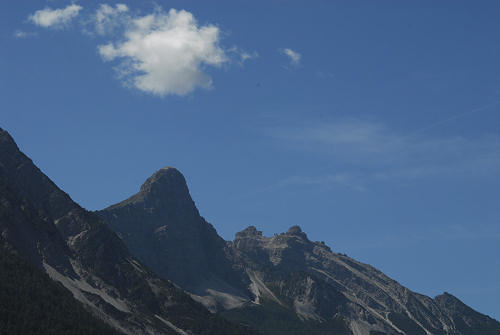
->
[139,166,186,193]
[98,166,242,292]
[103,166,195,214]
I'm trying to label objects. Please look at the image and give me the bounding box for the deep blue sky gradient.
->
[1,1,499,320]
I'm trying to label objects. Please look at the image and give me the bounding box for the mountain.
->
[224,226,500,335]
[0,128,258,335]
[99,167,500,335]
[98,167,250,311]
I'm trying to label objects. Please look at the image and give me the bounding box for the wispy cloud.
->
[270,118,500,185]
[276,174,366,192]
[229,47,259,65]
[13,30,37,39]
[93,3,129,35]
[281,48,301,66]
[347,223,500,251]
[29,4,82,28]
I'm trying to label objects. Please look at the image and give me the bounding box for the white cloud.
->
[29,4,83,28]
[94,3,129,35]
[282,48,301,66]
[98,8,228,96]
[24,4,253,97]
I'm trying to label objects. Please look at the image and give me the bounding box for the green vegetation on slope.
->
[0,246,123,335]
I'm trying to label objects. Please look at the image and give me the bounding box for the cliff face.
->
[99,168,500,335]
[0,128,257,335]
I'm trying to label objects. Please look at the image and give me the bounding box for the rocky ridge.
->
[99,167,500,335]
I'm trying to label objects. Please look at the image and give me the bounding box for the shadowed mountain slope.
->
[98,167,250,311]
[0,244,121,335]
[0,128,258,335]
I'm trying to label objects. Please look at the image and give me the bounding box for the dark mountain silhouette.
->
[0,128,258,335]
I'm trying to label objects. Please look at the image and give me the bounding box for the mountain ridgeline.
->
[0,126,498,335]
[98,166,500,335]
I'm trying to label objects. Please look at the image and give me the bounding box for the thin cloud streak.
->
[276,174,366,192]
[343,223,500,251]
[269,118,500,187]
[228,46,259,65]
[409,100,500,137]
[13,30,37,39]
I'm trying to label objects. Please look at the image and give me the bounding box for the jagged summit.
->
[235,226,263,239]
[235,225,307,240]
[287,225,302,234]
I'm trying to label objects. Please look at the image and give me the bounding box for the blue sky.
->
[2,0,499,320]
